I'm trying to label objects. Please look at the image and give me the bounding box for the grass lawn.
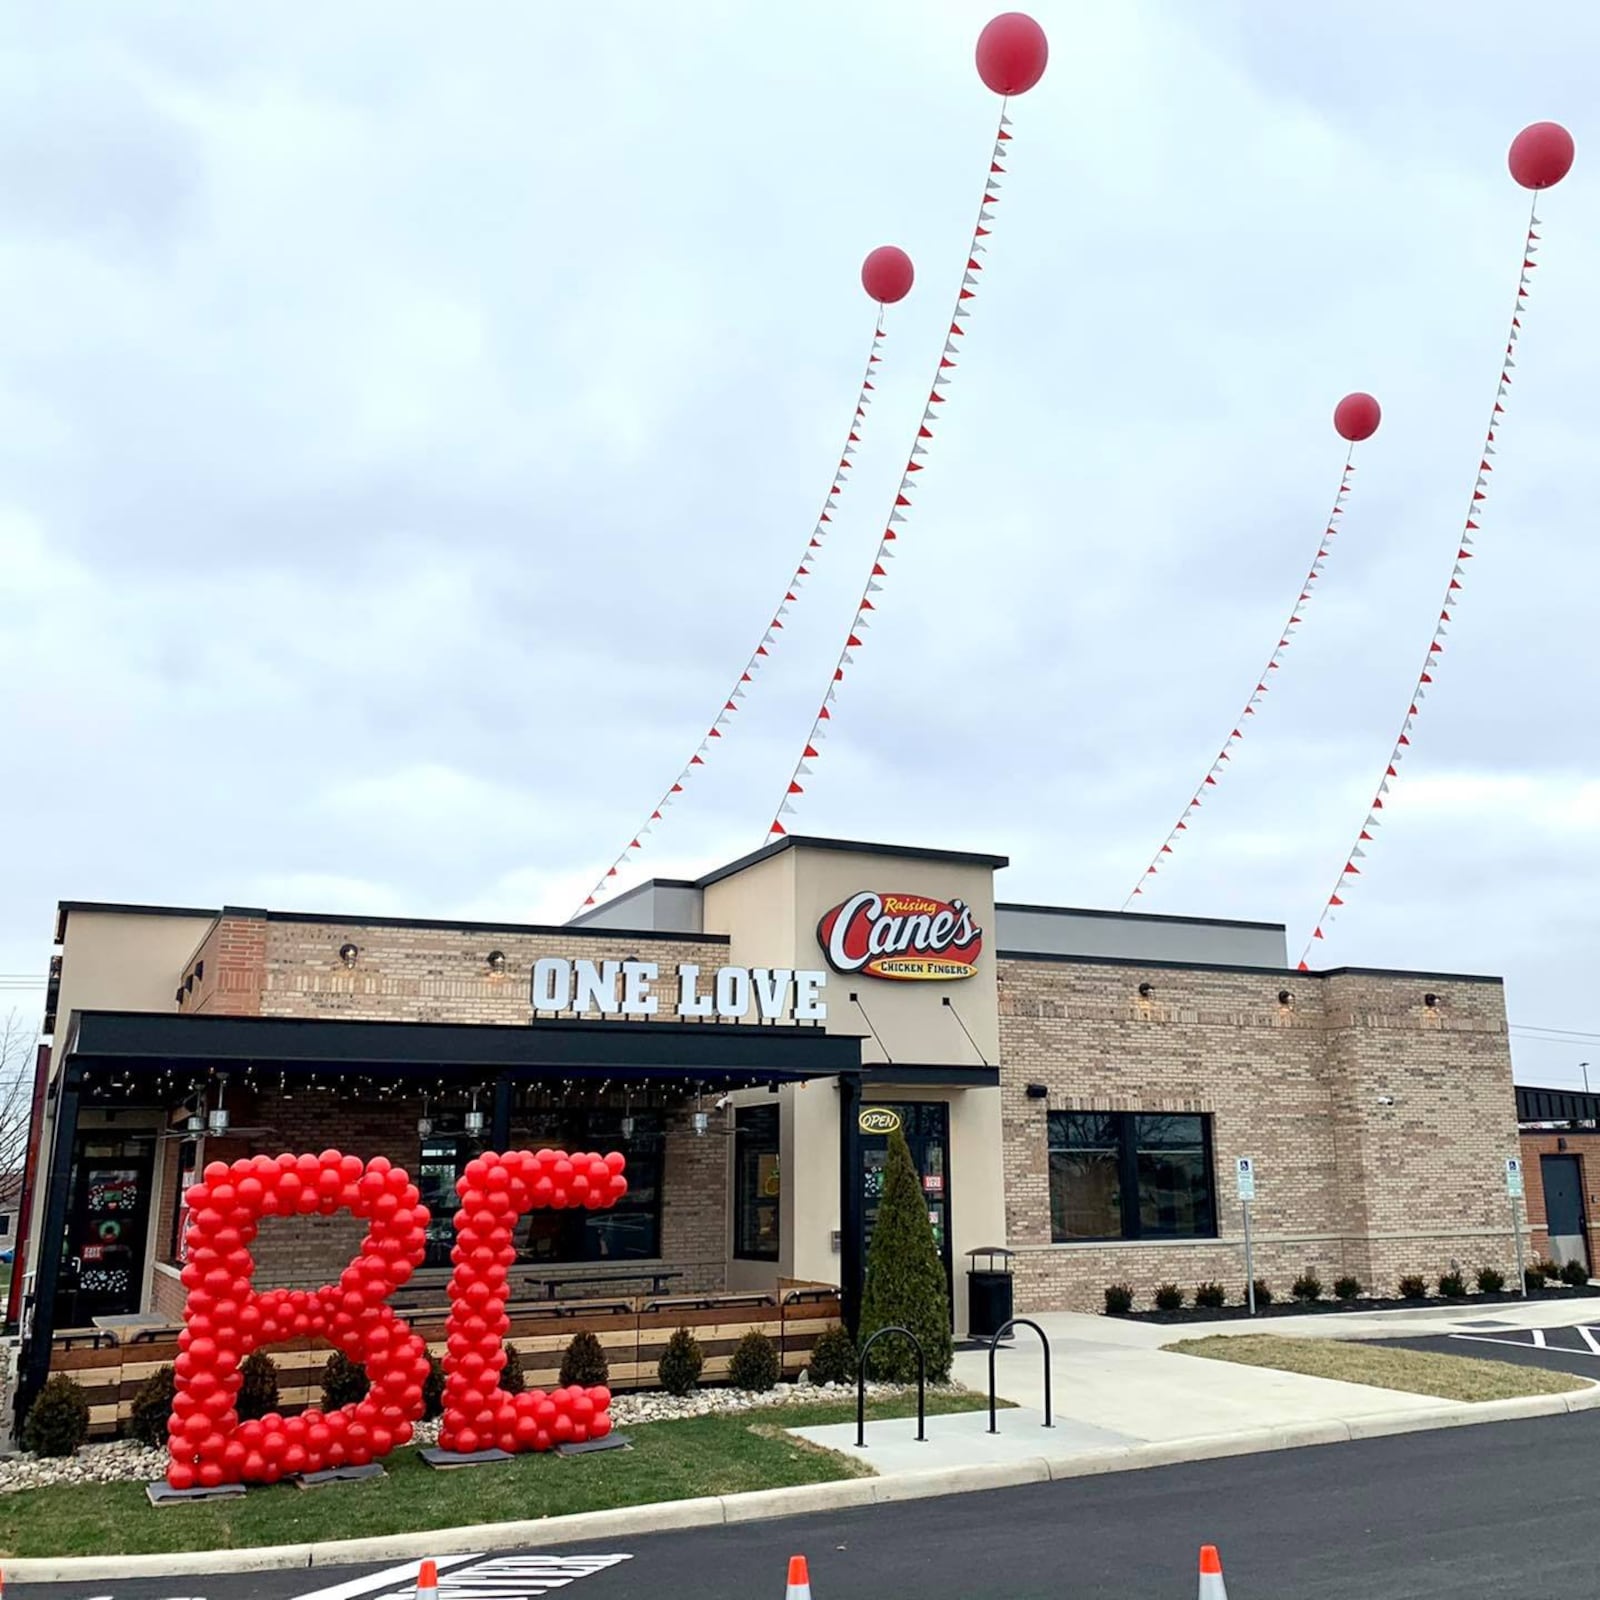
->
[1167,1334,1593,1403]
[0,1391,993,1559]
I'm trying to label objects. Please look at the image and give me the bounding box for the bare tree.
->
[0,1009,39,1182]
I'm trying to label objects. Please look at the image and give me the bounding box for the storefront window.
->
[1048,1111,1215,1242]
[734,1105,780,1261]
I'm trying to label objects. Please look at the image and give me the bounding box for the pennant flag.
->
[1297,190,1552,967]
[1122,447,1366,910]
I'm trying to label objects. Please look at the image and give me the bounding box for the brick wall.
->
[1519,1130,1600,1260]
[183,915,266,1016]
[998,957,1520,1311]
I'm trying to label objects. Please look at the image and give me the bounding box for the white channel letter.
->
[715,966,752,1019]
[675,963,715,1017]
[530,958,573,1012]
[619,960,659,1016]
[573,959,621,1016]
[794,970,828,1021]
[753,968,794,1020]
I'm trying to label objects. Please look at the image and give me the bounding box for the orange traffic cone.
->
[785,1554,813,1599]
[417,1557,440,1600]
[1198,1544,1228,1599]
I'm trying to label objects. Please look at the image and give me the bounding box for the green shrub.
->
[858,1128,953,1381]
[729,1330,781,1392]
[23,1375,90,1458]
[1538,1257,1562,1281]
[1153,1283,1185,1312]
[1291,1271,1323,1303]
[658,1327,704,1395]
[423,1356,446,1420]
[237,1351,280,1421]
[320,1350,369,1409]
[500,1342,526,1395]
[807,1325,858,1385]
[1103,1283,1135,1316]
[128,1364,176,1447]
[1398,1274,1428,1300]
[1251,1278,1274,1306]
[1194,1282,1226,1310]
[1524,1264,1547,1294]
[1560,1258,1590,1287]
[559,1330,610,1388]
[1438,1270,1467,1300]
[1475,1266,1506,1294]
[1333,1276,1362,1302]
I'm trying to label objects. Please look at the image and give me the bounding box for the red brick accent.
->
[1519,1130,1600,1261]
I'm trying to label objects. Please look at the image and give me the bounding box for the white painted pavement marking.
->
[1577,1325,1600,1356]
[303,1553,633,1600]
[290,1555,482,1600]
[1533,1327,1548,1348]
[1447,1325,1600,1357]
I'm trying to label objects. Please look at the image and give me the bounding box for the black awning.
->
[1517,1084,1600,1125]
[66,1009,861,1085]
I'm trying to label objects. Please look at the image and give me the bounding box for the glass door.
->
[62,1137,154,1325]
[858,1101,952,1307]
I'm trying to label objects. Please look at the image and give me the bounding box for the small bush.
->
[1154,1283,1185,1311]
[1398,1274,1428,1300]
[1560,1258,1591,1287]
[423,1356,446,1420]
[729,1330,781,1392]
[1195,1281,1226,1310]
[659,1327,704,1396]
[808,1325,858,1386]
[559,1330,610,1388]
[1103,1283,1135,1316]
[1475,1266,1506,1295]
[238,1351,281,1421]
[129,1365,176,1447]
[23,1375,90,1458]
[320,1350,370,1409]
[1538,1257,1562,1281]
[1252,1278,1274,1306]
[500,1342,526,1395]
[1333,1276,1362,1303]
[1438,1270,1468,1300]
[1291,1272,1324,1303]
[1525,1264,1547,1294]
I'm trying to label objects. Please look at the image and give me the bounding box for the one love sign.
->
[167,1147,626,1489]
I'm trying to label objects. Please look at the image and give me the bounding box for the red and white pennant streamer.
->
[572,308,891,917]
[764,113,1018,840]
[1298,124,1572,967]
[1122,408,1377,910]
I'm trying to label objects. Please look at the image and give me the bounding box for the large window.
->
[733,1105,780,1260]
[1048,1111,1215,1242]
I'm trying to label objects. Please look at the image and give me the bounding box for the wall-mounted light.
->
[464,1091,486,1136]
[417,1093,433,1139]
[339,942,360,968]
[1138,982,1154,999]
[1278,989,1294,1007]
[1423,993,1439,1008]
[487,950,507,972]
[1025,1083,1049,1101]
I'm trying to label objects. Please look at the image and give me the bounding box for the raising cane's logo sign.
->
[817,891,983,982]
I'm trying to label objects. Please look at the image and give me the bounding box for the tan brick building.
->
[13,834,1527,1419]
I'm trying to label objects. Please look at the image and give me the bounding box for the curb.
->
[10,1384,1598,1583]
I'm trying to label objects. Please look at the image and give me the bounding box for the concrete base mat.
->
[146,1479,248,1506]
[420,1446,516,1469]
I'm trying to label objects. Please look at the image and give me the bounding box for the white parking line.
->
[292,1556,482,1600]
[1578,1326,1600,1355]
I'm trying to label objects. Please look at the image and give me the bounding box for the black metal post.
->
[854,1325,926,1448]
[491,1073,513,1150]
[838,1073,863,1337]
[986,1317,1053,1434]
[15,1062,82,1430]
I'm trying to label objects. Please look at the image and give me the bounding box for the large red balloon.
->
[976,13,1048,97]
[1334,392,1381,443]
[1508,122,1575,191]
[861,246,914,305]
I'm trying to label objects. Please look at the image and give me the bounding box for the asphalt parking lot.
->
[1380,1317,1600,1376]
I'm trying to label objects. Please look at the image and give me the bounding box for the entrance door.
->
[858,1102,952,1306]
[62,1137,154,1326]
[1541,1154,1589,1272]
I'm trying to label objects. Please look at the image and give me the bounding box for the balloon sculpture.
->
[861,245,915,306]
[166,1147,626,1488]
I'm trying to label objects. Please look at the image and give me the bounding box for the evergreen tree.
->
[858,1127,952,1381]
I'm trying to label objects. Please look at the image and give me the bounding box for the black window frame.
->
[732,1104,781,1262]
[1047,1110,1217,1243]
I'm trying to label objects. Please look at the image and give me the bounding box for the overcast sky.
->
[1,2,1594,1084]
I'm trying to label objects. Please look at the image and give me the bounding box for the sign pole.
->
[1235,1158,1257,1315]
[1506,1157,1527,1296]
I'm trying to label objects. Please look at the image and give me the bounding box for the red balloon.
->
[1333,392,1381,443]
[975,13,1048,97]
[861,245,914,305]
[1508,122,1574,191]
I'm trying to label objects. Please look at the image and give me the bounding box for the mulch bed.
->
[1112,1285,1600,1325]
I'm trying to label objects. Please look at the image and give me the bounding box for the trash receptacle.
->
[967,1246,1015,1338]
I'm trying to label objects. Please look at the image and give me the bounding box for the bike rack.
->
[855,1325,927,1448]
[987,1317,1053,1434]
